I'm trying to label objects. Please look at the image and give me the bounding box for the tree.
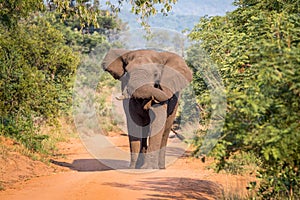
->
[46,11,122,54]
[0,0,178,29]
[188,0,300,198]
[0,0,44,27]
[0,17,79,151]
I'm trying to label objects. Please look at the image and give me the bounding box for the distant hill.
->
[117,0,236,31]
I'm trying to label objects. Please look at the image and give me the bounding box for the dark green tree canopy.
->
[0,0,178,28]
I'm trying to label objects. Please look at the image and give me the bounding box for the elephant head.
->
[102,49,193,103]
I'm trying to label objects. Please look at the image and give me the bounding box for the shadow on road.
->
[104,177,223,200]
[50,159,129,172]
[165,146,186,157]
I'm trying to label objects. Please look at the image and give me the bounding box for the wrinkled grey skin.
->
[102,49,192,169]
[120,63,165,101]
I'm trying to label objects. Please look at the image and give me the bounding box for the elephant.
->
[102,49,193,169]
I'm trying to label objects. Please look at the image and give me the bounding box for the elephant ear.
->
[159,52,193,96]
[102,49,130,79]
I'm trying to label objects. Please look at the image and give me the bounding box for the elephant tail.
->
[170,128,185,141]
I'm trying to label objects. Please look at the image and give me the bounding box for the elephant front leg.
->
[135,126,149,169]
[141,103,167,169]
[128,135,141,169]
[128,124,149,169]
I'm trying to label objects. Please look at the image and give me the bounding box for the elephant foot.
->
[129,163,136,169]
[129,152,139,169]
[158,164,166,169]
[140,152,159,169]
[128,162,137,169]
[140,163,159,169]
[129,152,146,169]
[158,157,166,169]
[158,149,166,169]
[135,153,145,169]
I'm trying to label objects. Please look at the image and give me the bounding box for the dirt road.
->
[0,136,251,200]
[1,168,223,200]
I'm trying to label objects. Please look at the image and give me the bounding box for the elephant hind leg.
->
[140,131,163,169]
[158,127,171,169]
[159,102,179,169]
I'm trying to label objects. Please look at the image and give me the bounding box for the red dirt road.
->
[0,136,252,200]
[1,169,223,200]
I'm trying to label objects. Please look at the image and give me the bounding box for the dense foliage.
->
[106,0,177,20]
[0,0,99,29]
[188,0,300,198]
[46,13,120,54]
[0,0,177,30]
[0,0,121,152]
[0,18,79,151]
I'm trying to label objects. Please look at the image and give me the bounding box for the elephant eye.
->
[154,83,160,88]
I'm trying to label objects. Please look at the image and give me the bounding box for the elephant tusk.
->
[143,99,153,110]
[143,96,165,110]
[115,95,126,100]
[153,98,160,104]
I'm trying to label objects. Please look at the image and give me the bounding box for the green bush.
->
[0,0,123,152]
[188,0,300,198]
[46,13,118,54]
[0,18,79,152]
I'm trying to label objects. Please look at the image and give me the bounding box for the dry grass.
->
[219,174,257,199]
[34,117,78,158]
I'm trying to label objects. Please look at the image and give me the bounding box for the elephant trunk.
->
[132,85,170,102]
[124,64,172,102]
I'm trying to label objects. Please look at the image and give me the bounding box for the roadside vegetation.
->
[0,1,122,155]
[188,0,300,199]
